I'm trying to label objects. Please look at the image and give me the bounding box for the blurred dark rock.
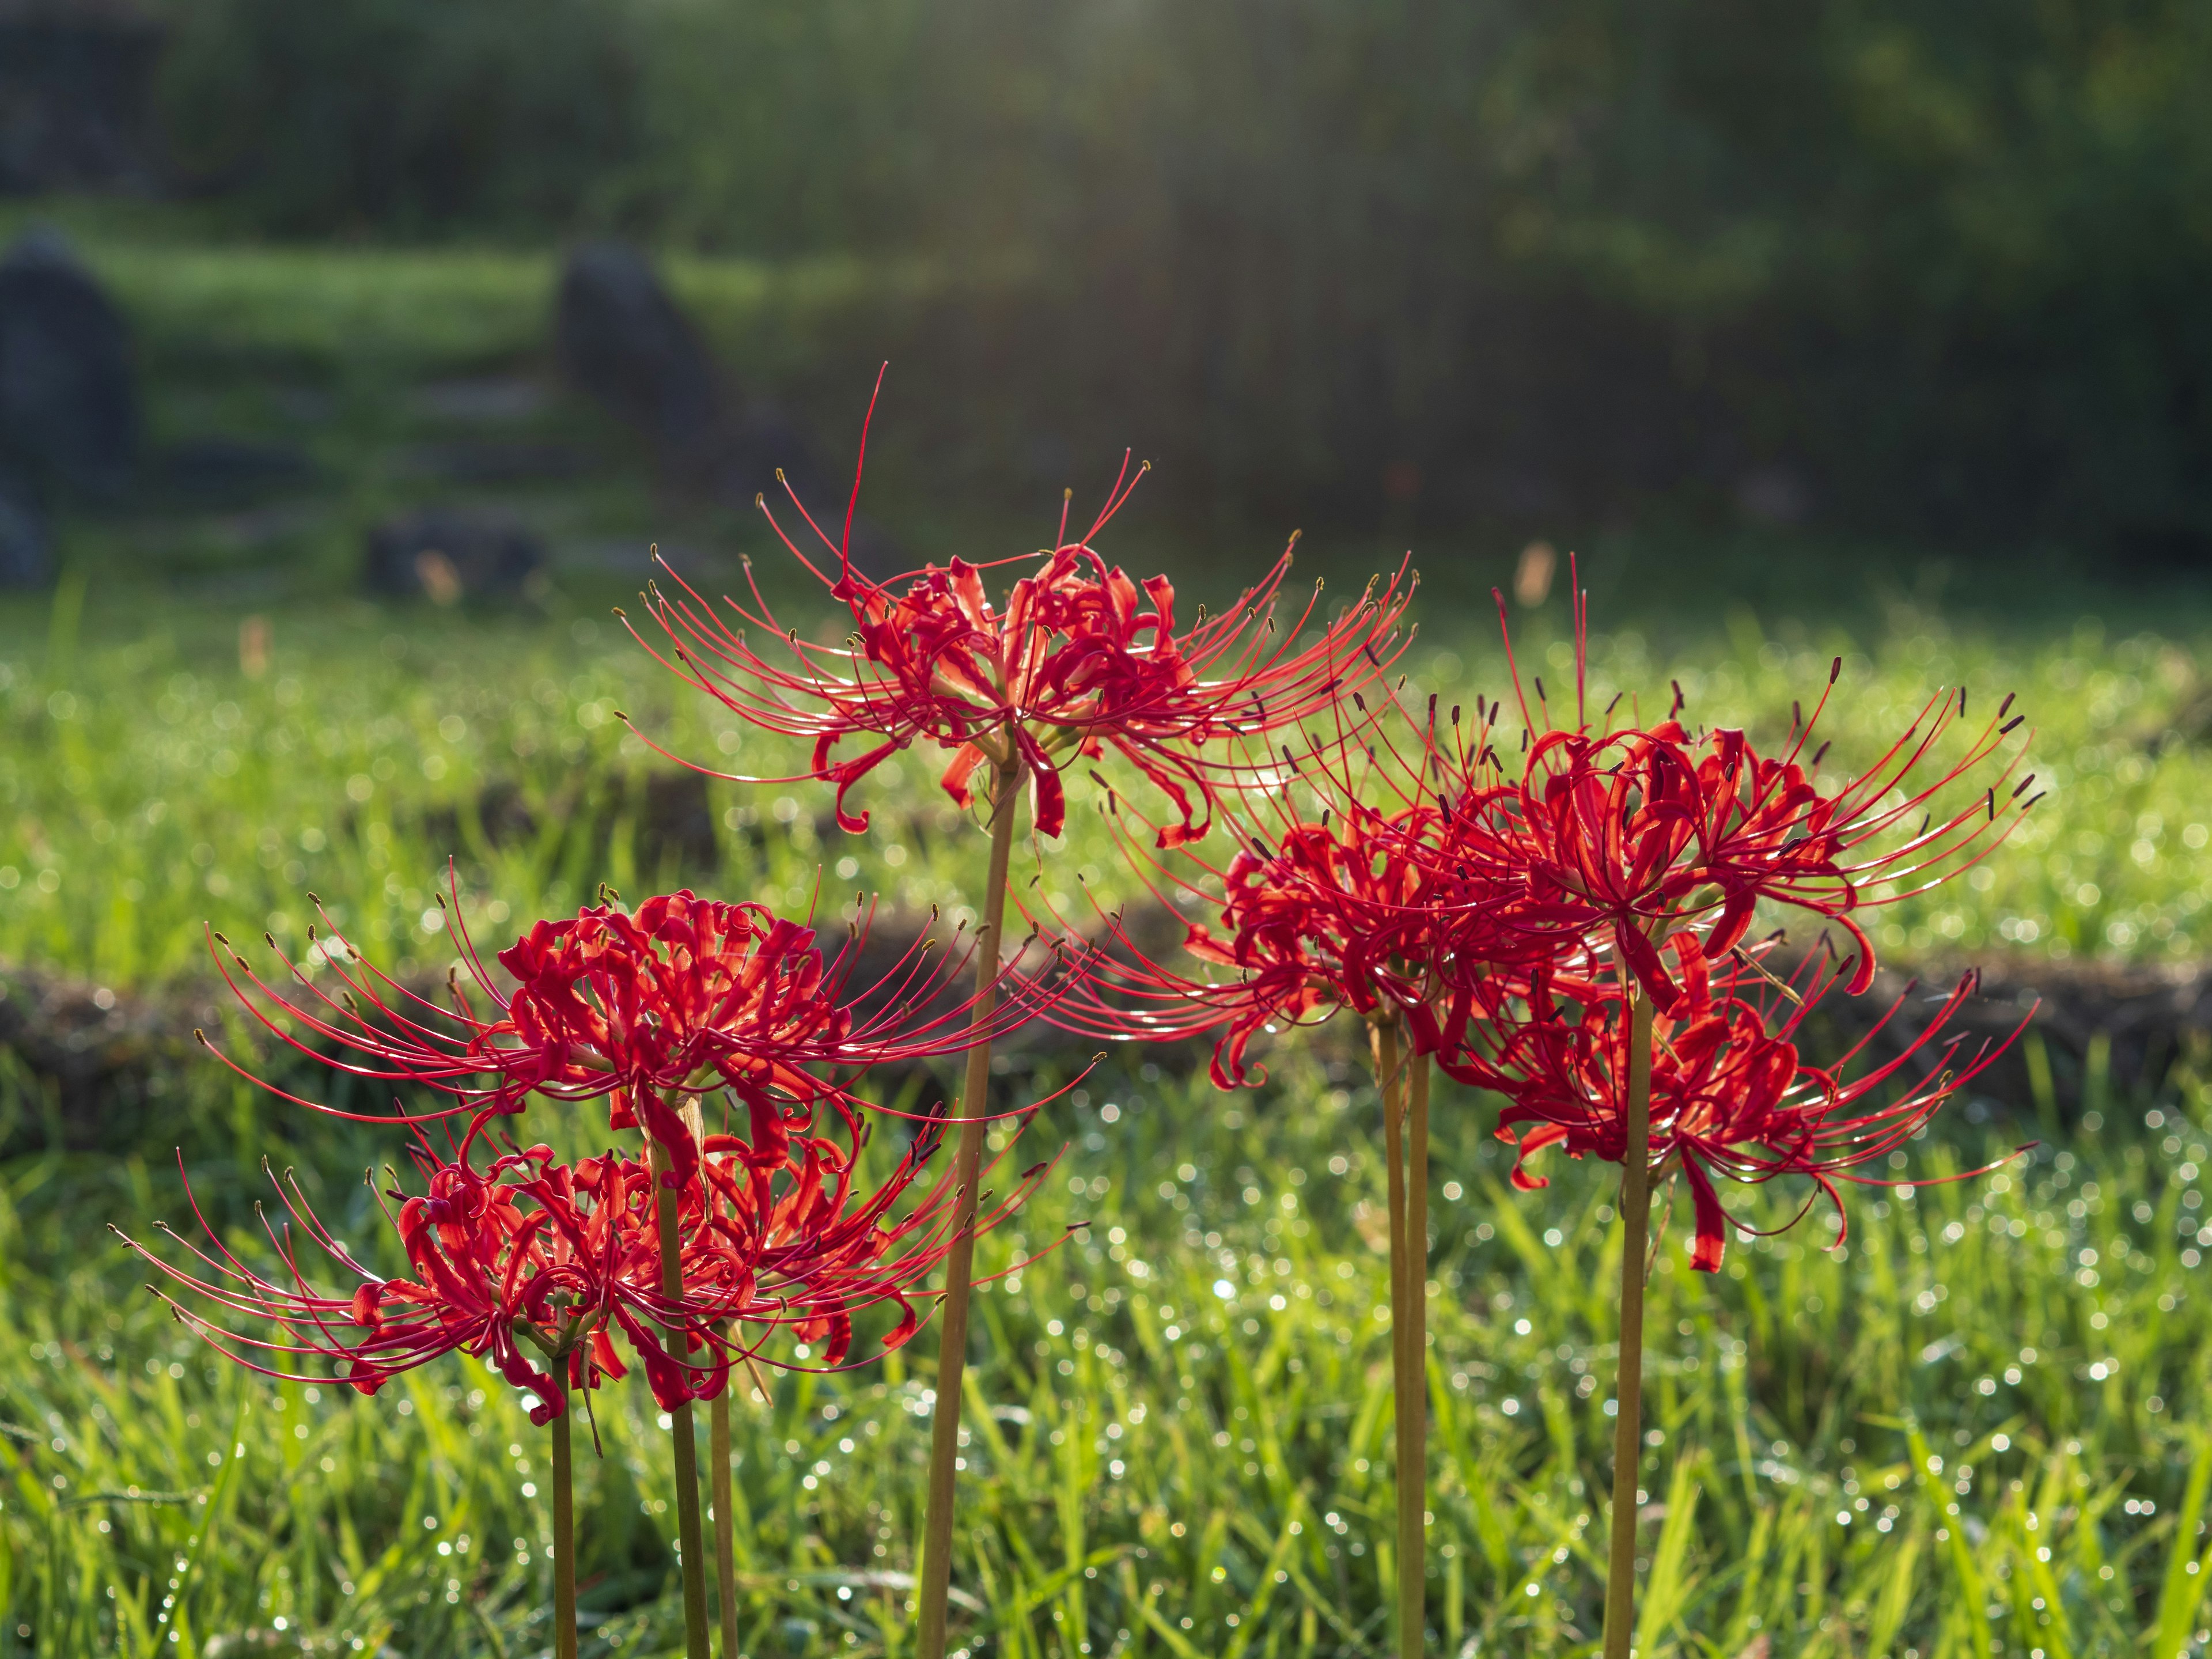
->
[0,0,164,196]
[556,241,722,473]
[554,240,903,577]
[0,226,138,497]
[363,507,544,601]
[0,472,50,587]
[150,435,317,505]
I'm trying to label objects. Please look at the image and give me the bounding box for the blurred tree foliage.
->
[154,0,638,236]
[148,0,2212,548]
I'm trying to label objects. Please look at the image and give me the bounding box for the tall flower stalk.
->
[1455,937,2030,1649]
[916,745,1025,1657]
[710,1320,743,1659]
[1373,1016,1430,1656]
[1601,990,1654,1659]
[649,1093,712,1656]
[622,396,1410,1656]
[1049,809,1482,1652]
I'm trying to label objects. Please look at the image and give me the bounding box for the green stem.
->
[1406,1046,1430,1658]
[711,1328,740,1659]
[915,756,1025,1659]
[1601,991,1657,1659]
[652,1126,713,1659]
[552,1363,578,1659]
[1372,1021,1419,1658]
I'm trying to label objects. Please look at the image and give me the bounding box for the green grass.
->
[7,197,2212,988]
[5,567,2212,986]
[0,199,946,383]
[9,200,2212,1656]
[5,1028,2212,1655]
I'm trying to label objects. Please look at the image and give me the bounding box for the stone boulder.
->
[553,240,904,577]
[0,227,138,498]
[363,507,544,602]
[555,241,722,476]
[0,472,50,588]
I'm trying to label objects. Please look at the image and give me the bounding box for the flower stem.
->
[916,755,1025,1659]
[650,1128,713,1659]
[710,1327,740,1659]
[1601,991,1657,1659]
[552,1365,578,1659]
[1373,1018,1425,1658]
[1407,1046,1430,1656]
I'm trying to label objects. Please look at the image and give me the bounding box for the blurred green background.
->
[6,3,2212,1656]
[131,0,2212,547]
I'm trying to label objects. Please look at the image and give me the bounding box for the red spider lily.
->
[1434,579,2037,1015]
[1449,933,2029,1270]
[683,1088,1065,1384]
[1030,687,1570,1084]
[1051,799,1481,1086]
[118,1144,631,1423]
[120,1094,1066,1414]
[1100,563,2037,1036]
[199,887,1070,1188]
[619,389,1415,847]
[1442,703,2033,1017]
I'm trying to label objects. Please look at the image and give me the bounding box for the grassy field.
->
[4,571,2212,989]
[5,1029,2212,1657]
[6,207,2212,1656]
[7,201,2212,986]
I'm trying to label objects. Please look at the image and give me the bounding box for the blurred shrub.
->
[154,0,638,236]
[926,0,2212,543]
[608,0,935,256]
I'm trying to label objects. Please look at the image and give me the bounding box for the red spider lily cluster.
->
[1046,567,2036,1268]
[125,1080,1051,1417]
[994,553,2033,1657]
[144,884,1074,1425]
[123,389,2041,1658]
[202,887,1060,1189]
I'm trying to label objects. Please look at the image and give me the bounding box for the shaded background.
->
[7,0,2211,554]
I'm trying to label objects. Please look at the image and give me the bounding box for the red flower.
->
[1070,799,1510,1086]
[622,399,1414,847]
[122,1096,1067,1413]
[203,888,1060,1187]
[1450,935,2027,1270]
[685,1088,1064,1379]
[119,1145,631,1423]
[1033,690,1559,1084]
[1445,582,2035,1013]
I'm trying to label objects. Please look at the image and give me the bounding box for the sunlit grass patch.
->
[5,1036,2212,1653]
